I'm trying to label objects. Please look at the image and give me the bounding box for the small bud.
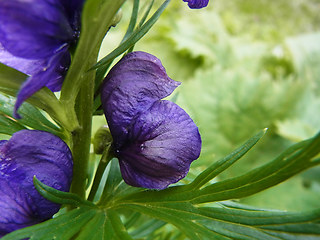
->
[111,9,123,27]
[93,125,113,154]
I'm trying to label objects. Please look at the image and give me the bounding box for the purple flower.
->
[0,0,85,118]
[101,51,201,190]
[183,0,209,9]
[0,130,73,237]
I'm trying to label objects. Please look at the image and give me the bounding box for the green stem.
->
[70,69,96,199]
[87,146,114,202]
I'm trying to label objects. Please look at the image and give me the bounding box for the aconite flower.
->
[101,51,201,190]
[0,0,85,118]
[183,0,209,9]
[0,130,73,237]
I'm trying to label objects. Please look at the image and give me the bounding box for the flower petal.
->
[13,48,70,119]
[0,179,36,237]
[101,51,181,148]
[62,0,85,30]
[183,0,209,9]
[0,130,73,221]
[0,0,74,59]
[117,100,201,189]
[0,43,47,76]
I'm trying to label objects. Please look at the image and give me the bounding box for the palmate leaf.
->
[120,201,320,240]
[2,178,120,240]
[107,131,320,238]
[1,131,320,239]
[115,130,319,204]
[191,131,320,204]
[177,66,306,168]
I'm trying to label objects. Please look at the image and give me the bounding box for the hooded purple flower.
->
[101,51,201,190]
[0,0,85,118]
[183,0,209,9]
[0,130,73,237]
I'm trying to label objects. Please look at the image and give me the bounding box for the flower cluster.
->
[101,51,202,189]
[0,0,207,236]
[0,0,85,118]
[0,130,73,237]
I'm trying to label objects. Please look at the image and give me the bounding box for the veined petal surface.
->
[102,51,202,189]
[118,100,201,189]
[101,51,180,148]
[0,0,74,59]
[0,130,73,235]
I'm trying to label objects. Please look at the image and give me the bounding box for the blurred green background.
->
[99,0,320,211]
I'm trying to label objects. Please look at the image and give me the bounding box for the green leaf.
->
[76,211,111,240]
[192,132,320,204]
[178,66,306,167]
[33,176,95,207]
[1,207,97,240]
[98,159,143,206]
[0,63,79,132]
[189,129,267,189]
[121,201,320,240]
[122,0,140,43]
[198,204,320,239]
[0,114,26,135]
[286,32,320,71]
[0,94,62,135]
[116,131,320,206]
[107,210,134,240]
[123,203,233,240]
[0,62,26,89]
[129,219,166,239]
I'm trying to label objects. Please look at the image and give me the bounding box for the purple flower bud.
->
[0,0,85,118]
[183,0,209,9]
[101,51,201,190]
[0,130,73,237]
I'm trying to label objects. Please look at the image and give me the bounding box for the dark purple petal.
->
[60,0,85,32]
[13,47,70,119]
[0,44,47,76]
[0,179,37,237]
[118,100,201,189]
[0,130,73,231]
[101,51,180,148]
[183,0,209,9]
[0,0,74,59]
